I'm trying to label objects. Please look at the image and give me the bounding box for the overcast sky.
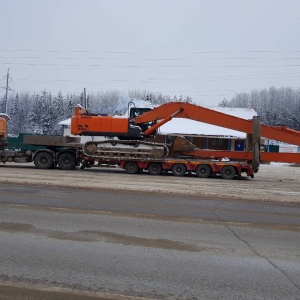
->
[1,0,300,106]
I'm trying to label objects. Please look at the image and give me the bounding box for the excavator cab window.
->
[129,107,157,137]
[129,107,152,118]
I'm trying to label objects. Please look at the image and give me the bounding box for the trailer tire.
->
[34,152,54,169]
[171,163,187,177]
[57,152,77,170]
[196,164,211,178]
[221,166,236,180]
[148,162,162,175]
[124,161,139,174]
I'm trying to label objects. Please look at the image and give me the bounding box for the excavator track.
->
[82,140,169,160]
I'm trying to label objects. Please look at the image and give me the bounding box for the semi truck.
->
[1,102,300,179]
[0,131,81,169]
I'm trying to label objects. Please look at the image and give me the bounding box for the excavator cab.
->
[129,107,157,137]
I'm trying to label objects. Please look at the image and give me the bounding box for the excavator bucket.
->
[171,136,198,152]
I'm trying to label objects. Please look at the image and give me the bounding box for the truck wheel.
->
[57,152,77,170]
[171,163,187,177]
[124,161,139,174]
[34,152,54,169]
[221,166,236,180]
[196,164,211,178]
[148,162,162,175]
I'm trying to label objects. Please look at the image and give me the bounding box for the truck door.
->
[234,140,244,151]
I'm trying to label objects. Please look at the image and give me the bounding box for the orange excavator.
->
[71,102,300,165]
[0,113,10,150]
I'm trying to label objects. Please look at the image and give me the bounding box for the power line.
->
[1,50,299,101]
[10,71,300,85]
[3,56,300,61]
[1,49,300,54]
[3,62,300,68]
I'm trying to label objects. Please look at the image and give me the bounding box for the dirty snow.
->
[0,162,299,204]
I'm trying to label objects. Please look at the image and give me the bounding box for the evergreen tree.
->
[0,95,6,113]
[5,89,193,135]
[8,93,19,135]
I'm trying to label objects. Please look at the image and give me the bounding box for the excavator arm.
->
[134,102,300,146]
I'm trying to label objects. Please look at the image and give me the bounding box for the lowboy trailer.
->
[2,100,300,180]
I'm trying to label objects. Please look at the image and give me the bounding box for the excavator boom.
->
[134,102,300,146]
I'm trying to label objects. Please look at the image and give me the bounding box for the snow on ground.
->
[0,162,299,204]
[267,162,292,167]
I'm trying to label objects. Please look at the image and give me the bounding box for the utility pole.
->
[5,69,10,114]
[0,69,13,114]
[83,88,87,109]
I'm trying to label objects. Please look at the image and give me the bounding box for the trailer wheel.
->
[221,166,236,180]
[34,152,54,169]
[171,163,187,177]
[196,164,211,178]
[124,161,139,174]
[148,162,162,175]
[57,152,77,170]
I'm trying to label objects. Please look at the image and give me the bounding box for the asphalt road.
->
[0,183,300,299]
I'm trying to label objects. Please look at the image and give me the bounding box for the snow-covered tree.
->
[219,86,300,130]
[5,89,193,135]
